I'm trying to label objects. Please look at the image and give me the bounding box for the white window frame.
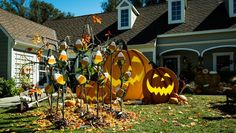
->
[161,55,181,76]
[37,60,47,87]
[213,52,234,72]
[229,0,236,17]
[168,0,185,24]
[118,7,131,30]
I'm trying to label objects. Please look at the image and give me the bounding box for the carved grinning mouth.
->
[146,79,174,96]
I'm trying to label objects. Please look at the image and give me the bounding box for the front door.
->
[162,56,180,76]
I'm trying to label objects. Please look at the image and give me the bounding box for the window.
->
[168,0,185,24]
[121,9,129,27]
[234,0,236,14]
[38,63,46,86]
[213,52,234,72]
[171,1,181,21]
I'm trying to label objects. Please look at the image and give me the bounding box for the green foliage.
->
[0,77,18,98]
[19,75,31,90]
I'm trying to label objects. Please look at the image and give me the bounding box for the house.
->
[44,0,236,82]
[1,0,236,86]
[0,8,57,86]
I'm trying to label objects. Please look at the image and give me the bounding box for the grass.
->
[0,95,236,132]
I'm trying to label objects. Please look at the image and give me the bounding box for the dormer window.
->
[117,0,140,30]
[168,0,185,24]
[121,9,129,27]
[229,0,236,17]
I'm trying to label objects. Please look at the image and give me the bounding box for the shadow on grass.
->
[209,101,236,117]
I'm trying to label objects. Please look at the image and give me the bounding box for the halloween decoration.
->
[48,55,56,65]
[142,67,179,104]
[59,50,68,61]
[54,73,66,85]
[104,49,152,100]
[76,81,115,103]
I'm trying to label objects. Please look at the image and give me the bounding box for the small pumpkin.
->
[104,49,152,100]
[142,67,179,104]
[76,81,115,103]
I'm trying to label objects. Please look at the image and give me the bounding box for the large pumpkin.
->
[142,67,179,104]
[104,49,152,100]
[76,81,115,103]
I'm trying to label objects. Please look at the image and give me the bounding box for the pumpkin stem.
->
[149,61,158,69]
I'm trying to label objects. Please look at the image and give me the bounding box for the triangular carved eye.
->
[153,74,158,79]
[164,73,170,78]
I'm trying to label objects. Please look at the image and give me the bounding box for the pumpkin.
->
[104,49,152,100]
[169,97,179,104]
[48,55,56,65]
[76,81,115,103]
[142,67,179,104]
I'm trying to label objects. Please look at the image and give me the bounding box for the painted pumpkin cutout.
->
[76,81,115,103]
[142,67,179,104]
[104,49,152,100]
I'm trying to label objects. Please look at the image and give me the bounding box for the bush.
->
[0,77,18,98]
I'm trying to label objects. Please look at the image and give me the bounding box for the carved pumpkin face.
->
[104,49,152,100]
[76,81,115,103]
[142,67,179,104]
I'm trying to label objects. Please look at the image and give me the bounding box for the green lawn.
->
[0,95,236,132]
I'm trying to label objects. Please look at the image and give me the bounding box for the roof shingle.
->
[0,8,57,44]
[44,0,236,45]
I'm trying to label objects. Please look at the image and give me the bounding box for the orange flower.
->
[92,15,102,24]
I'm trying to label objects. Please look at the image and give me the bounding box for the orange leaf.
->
[92,15,102,24]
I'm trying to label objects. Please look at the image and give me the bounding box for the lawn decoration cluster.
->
[18,15,188,130]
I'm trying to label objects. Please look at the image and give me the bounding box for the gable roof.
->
[0,8,57,44]
[44,0,236,45]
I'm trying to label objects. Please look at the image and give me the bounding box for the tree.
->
[101,0,164,12]
[0,0,74,24]
[0,0,27,17]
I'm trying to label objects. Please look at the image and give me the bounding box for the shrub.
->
[0,77,18,98]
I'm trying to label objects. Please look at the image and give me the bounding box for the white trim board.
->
[213,52,234,71]
[157,28,236,38]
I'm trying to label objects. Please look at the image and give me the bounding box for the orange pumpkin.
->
[142,67,179,104]
[76,81,115,103]
[104,49,152,100]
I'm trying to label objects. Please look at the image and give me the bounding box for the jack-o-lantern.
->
[76,81,115,103]
[142,67,179,104]
[104,49,152,100]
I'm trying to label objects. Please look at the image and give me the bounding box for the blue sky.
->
[42,0,105,16]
